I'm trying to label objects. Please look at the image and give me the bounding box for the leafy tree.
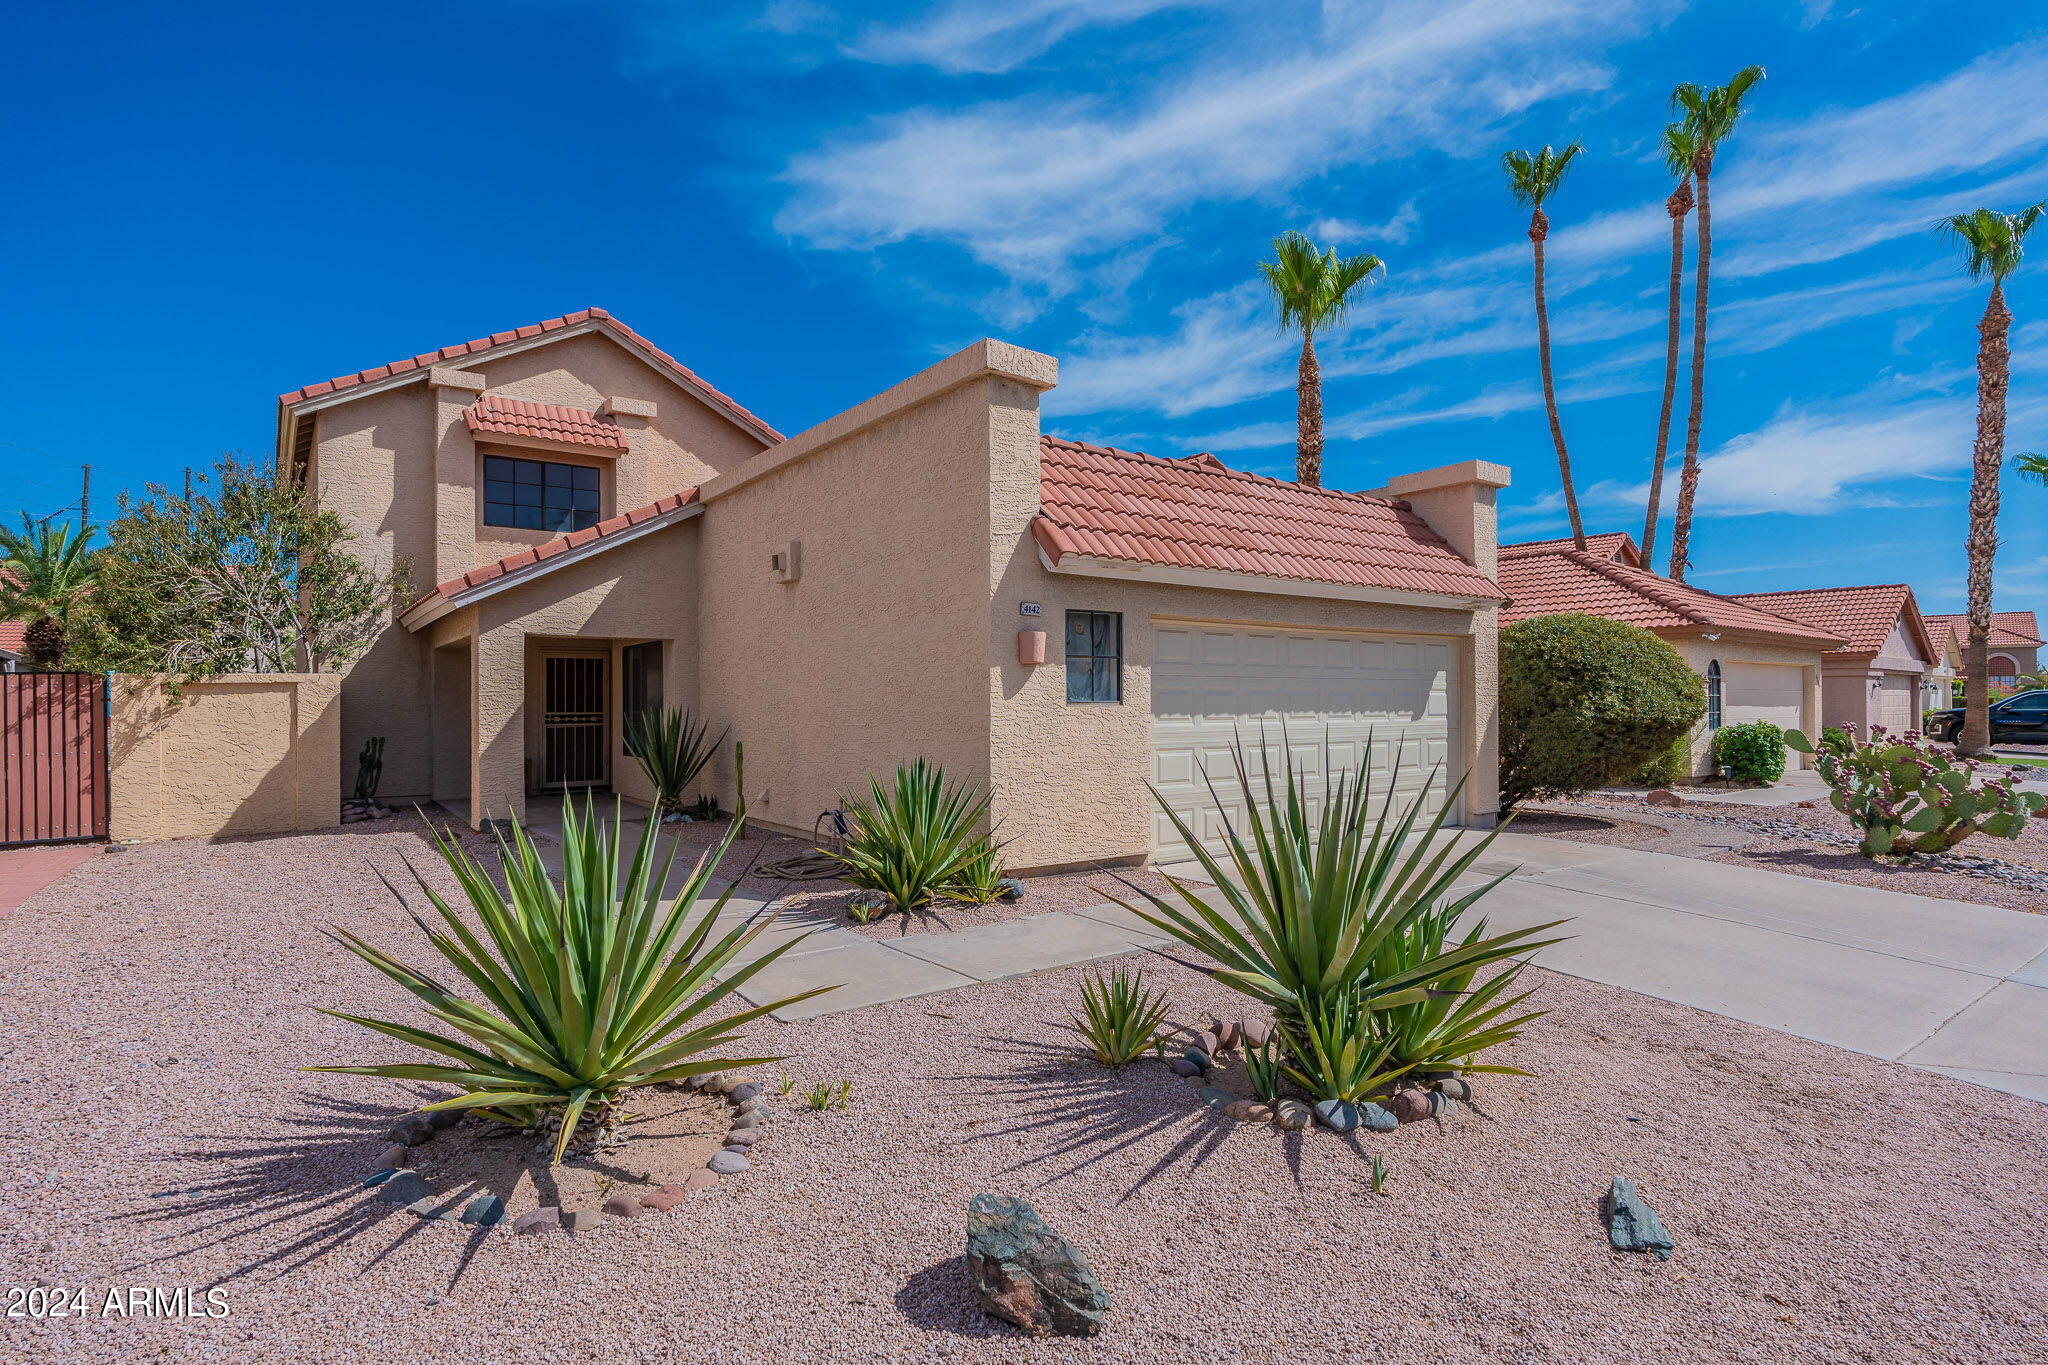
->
[1500,613,1705,812]
[1642,122,1700,565]
[1258,231,1384,488]
[0,515,96,669]
[1938,202,2044,753]
[1665,64,1766,583]
[68,457,407,681]
[1502,141,1588,550]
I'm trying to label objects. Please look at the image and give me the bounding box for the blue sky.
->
[4,0,2045,612]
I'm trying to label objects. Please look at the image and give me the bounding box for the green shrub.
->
[1787,728,2045,857]
[1711,721,1786,783]
[1073,966,1172,1067]
[310,798,829,1164]
[1500,614,1705,812]
[1623,730,1693,786]
[834,759,991,914]
[1821,726,1854,757]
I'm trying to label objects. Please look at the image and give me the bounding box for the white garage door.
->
[1877,674,1917,733]
[1723,662,1806,732]
[1149,623,1458,862]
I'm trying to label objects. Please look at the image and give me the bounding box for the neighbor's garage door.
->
[1149,623,1458,862]
[1877,674,1917,734]
[1723,662,1806,734]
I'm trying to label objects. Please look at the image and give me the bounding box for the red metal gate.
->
[1,672,109,846]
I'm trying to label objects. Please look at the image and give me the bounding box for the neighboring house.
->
[1923,612,2043,686]
[276,308,1509,870]
[1726,585,1936,735]
[0,620,23,671]
[1498,532,1842,774]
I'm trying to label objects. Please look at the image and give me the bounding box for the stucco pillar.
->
[601,395,658,512]
[470,624,527,829]
[429,367,487,586]
[1381,461,1513,827]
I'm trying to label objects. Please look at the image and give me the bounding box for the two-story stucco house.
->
[1923,612,2044,688]
[275,309,1509,870]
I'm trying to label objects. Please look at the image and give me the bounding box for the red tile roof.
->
[1499,548,1844,646]
[1033,436,1501,601]
[0,620,25,657]
[1727,584,1934,660]
[1500,531,1643,566]
[278,308,782,446]
[465,395,627,451]
[1923,611,2044,650]
[402,489,700,619]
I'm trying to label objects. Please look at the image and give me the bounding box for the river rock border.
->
[359,1070,769,1235]
[1166,1018,1464,1137]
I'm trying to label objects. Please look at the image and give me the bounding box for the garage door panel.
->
[1150,624,1459,862]
[1724,663,1805,731]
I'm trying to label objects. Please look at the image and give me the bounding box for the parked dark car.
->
[1925,689,2048,744]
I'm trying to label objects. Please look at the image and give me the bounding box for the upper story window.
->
[1066,610,1123,703]
[483,455,600,533]
[1705,659,1723,730]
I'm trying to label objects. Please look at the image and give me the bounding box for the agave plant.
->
[1243,1035,1284,1105]
[309,798,832,1163]
[1104,737,1565,1094]
[1368,901,1547,1080]
[833,759,991,915]
[1282,984,1408,1103]
[624,706,728,817]
[1073,965,1172,1068]
[942,835,1013,906]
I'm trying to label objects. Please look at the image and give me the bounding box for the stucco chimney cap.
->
[1382,460,1512,496]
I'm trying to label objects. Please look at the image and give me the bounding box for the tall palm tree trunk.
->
[1667,148,1715,582]
[24,617,64,670]
[1643,179,1692,564]
[1296,333,1323,488]
[1530,208,1585,549]
[1961,282,2012,755]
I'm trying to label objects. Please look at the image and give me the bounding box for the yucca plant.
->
[309,798,832,1164]
[833,759,991,915]
[624,706,728,817]
[1369,901,1547,1080]
[1283,984,1410,1102]
[1073,966,1172,1067]
[943,835,1011,906]
[1243,1036,1284,1105]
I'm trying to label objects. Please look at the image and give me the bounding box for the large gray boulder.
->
[1604,1176,1675,1260]
[965,1195,1109,1337]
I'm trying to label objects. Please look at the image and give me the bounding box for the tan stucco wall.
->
[1668,634,1823,774]
[107,674,341,842]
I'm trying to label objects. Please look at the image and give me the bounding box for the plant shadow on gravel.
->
[894,1259,1024,1339]
[120,1088,505,1291]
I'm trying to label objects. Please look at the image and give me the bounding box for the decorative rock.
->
[1169,1058,1202,1077]
[1198,1085,1233,1110]
[601,1192,643,1219]
[994,877,1027,902]
[562,1209,603,1233]
[965,1194,1110,1338]
[512,1207,559,1235]
[708,1151,751,1175]
[407,1196,460,1221]
[1311,1099,1360,1133]
[460,1195,506,1226]
[848,890,892,919]
[1273,1100,1312,1131]
[1181,1047,1211,1075]
[640,1185,687,1212]
[682,1170,719,1193]
[362,1167,399,1188]
[1604,1177,1675,1260]
[426,1107,463,1131]
[681,1073,709,1091]
[729,1082,761,1103]
[1434,1077,1473,1103]
[386,1114,435,1146]
[1222,1100,1256,1120]
[1241,1018,1272,1050]
[1214,1019,1242,1052]
[373,1171,432,1205]
[723,1127,762,1147]
[729,1111,764,1132]
[737,1097,767,1117]
[1192,1030,1220,1057]
[1645,788,1687,808]
[376,1143,411,1170]
[1359,1102,1398,1133]
[1244,1104,1274,1124]
[1388,1089,1433,1124]
[1427,1089,1452,1118]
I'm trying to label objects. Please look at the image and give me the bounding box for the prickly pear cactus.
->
[1786,724,2044,858]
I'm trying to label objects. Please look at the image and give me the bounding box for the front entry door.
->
[542,654,608,788]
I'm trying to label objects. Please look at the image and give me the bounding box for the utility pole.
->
[80,465,90,527]
[183,469,192,503]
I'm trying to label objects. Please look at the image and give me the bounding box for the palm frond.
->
[1501,142,1584,208]
[1937,203,2046,282]
[1258,230,1385,336]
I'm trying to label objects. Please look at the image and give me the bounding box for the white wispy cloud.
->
[846,0,1212,74]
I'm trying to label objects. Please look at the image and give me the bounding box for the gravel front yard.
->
[3,820,2044,1364]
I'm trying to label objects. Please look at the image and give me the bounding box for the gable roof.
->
[277,308,782,446]
[1727,583,1935,661]
[1033,436,1502,603]
[1500,531,1643,567]
[0,620,24,658]
[1499,548,1844,646]
[1923,611,2044,651]
[465,395,627,451]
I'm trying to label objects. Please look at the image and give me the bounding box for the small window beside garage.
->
[1705,659,1723,730]
[1065,611,1123,703]
[621,641,663,724]
[483,454,601,533]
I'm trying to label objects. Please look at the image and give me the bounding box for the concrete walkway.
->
[1615,763,2048,808]
[0,843,98,914]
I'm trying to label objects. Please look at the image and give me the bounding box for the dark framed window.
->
[2003,691,2048,713]
[1065,610,1122,703]
[482,454,601,533]
[1705,659,1723,730]
[621,641,663,724]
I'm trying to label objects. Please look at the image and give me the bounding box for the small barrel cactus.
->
[1786,725,2045,857]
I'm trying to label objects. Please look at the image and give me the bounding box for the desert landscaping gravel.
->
[3,819,2045,1363]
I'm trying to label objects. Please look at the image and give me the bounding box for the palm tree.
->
[1502,142,1588,550]
[1258,231,1384,488]
[1642,123,1700,565]
[1939,202,2045,754]
[1665,64,1766,583]
[2017,452,2048,485]
[0,515,96,669]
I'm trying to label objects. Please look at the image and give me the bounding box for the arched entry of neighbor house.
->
[1990,654,2019,681]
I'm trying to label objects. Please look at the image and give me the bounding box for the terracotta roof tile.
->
[402,488,700,617]
[1499,548,1844,646]
[1034,436,1501,601]
[1728,583,1933,659]
[0,620,25,656]
[464,395,627,451]
[1500,531,1642,566]
[1923,611,2044,650]
[279,308,782,445]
